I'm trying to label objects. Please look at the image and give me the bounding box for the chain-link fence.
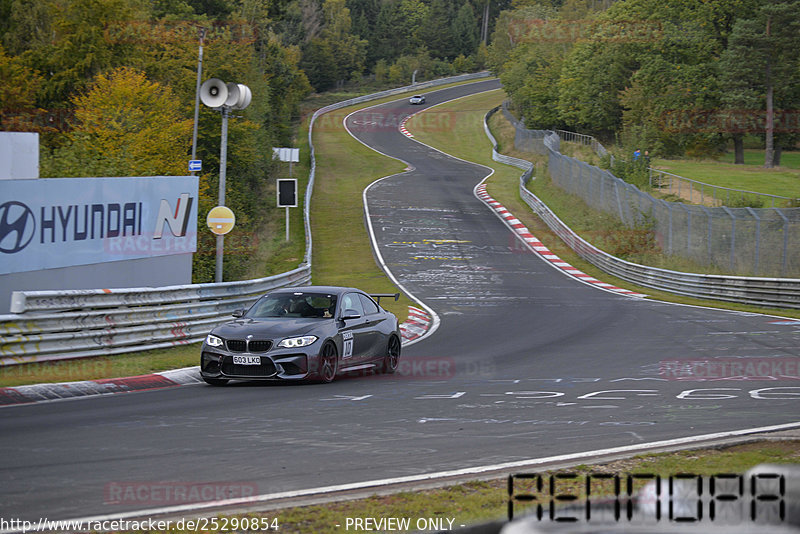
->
[502,108,800,277]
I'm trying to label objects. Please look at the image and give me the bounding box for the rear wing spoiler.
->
[370,293,400,306]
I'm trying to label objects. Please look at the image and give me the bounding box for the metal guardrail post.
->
[722,206,737,271]
[774,208,789,277]
[699,205,713,263]
[745,207,761,275]
[681,203,692,253]
[663,199,673,254]
[613,180,625,222]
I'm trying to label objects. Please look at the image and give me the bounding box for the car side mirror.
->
[341,309,362,320]
[231,309,245,318]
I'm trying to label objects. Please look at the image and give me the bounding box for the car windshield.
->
[246,292,337,319]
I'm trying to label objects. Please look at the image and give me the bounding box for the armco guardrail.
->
[1,266,311,365]
[485,107,800,309]
[0,72,491,367]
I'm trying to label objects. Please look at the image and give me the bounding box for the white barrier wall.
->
[0,132,39,180]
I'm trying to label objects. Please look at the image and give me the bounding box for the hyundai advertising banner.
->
[0,176,198,275]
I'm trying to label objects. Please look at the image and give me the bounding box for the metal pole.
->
[699,205,712,263]
[746,207,761,275]
[723,207,736,271]
[774,208,789,277]
[215,107,230,283]
[286,159,293,242]
[190,28,206,176]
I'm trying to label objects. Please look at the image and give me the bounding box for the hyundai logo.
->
[0,201,36,254]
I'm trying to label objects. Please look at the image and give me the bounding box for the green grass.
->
[406,89,800,319]
[147,440,799,533]
[557,139,800,205]
[0,344,200,388]
[650,157,800,200]
[309,108,411,320]
[243,140,309,280]
[720,149,800,170]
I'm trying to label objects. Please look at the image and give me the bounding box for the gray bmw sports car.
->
[200,286,402,385]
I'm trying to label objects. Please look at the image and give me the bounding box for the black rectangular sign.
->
[277,179,297,207]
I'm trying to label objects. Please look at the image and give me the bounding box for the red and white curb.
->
[399,305,432,343]
[475,183,647,298]
[0,367,203,407]
[399,116,414,138]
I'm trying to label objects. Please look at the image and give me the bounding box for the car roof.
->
[268,285,362,296]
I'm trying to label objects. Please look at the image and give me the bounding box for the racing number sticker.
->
[342,331,354,359]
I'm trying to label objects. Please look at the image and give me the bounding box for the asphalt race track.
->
[1,80,799,523]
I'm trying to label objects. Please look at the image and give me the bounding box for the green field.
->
[652,156,800,200]
[721,149,800,169]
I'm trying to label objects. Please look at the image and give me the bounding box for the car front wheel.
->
[318,341,339,383]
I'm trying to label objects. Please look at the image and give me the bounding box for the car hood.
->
[211,317,330,340]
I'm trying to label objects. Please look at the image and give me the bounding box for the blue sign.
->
[188,160,202,172]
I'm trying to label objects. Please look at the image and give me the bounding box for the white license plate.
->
[233,355,261,365]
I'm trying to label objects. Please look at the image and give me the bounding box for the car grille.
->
[226,340,246,352]
[221,356,278,377]
[225,339,272,353]
[249,340,272,352]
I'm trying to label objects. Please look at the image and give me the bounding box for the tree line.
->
[488,0,800,167]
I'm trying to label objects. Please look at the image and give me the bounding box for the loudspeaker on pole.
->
[224,82,240,108]
[200,78,228,108]
[234,84,252,110]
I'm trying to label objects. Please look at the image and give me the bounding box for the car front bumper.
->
[200,347,316,381]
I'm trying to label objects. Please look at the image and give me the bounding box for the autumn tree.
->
[0,44,46,132]
[42,67,192,177]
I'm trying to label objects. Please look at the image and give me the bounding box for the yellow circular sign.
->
[206,206,235,235]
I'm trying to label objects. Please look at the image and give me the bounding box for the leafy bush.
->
[726,194,765,208]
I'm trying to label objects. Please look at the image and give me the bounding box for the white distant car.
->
[409,95,426,105]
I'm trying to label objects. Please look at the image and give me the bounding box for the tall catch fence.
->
[487,107,800,308]
[502,107,800,278]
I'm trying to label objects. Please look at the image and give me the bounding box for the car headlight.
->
[205,334,224,347]
[278,335,318,348]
